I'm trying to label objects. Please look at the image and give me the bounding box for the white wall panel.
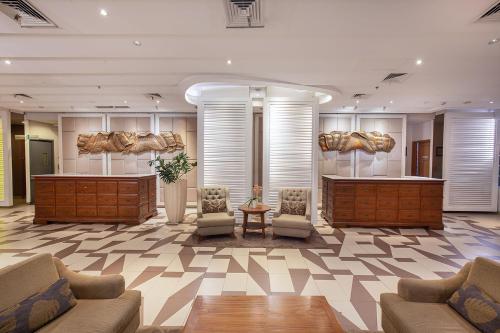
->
[443,112,498,211]
[264,99,318,222]
[199,101,252,219]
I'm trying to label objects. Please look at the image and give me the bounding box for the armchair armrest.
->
[224,186,234,216]
[53,257,125,299]
[197,188,203,218]
[397,262,471,303]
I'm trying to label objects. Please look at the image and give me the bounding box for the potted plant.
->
[149,152,197,224]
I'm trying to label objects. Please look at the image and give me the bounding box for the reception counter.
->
[321,175,444,229]
[33,174,157,225]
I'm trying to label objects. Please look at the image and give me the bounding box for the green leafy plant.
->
[148,152,197,184]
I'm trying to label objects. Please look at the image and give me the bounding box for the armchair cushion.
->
[281,200,306,216]
[197,212,235,228]
[0,278,76,333]
[202,198,227,214]
[272,214,312,230]
[447,283,500,333]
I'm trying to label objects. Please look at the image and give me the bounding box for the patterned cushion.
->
[281,200,306,216]
[202,199,227,214]
[447,283,500,333]
[0,278,77,333]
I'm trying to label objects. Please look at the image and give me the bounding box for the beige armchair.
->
[196,186,235,237]
[272,187,312,239]
[0,253,140,333]
[381,257,500,333]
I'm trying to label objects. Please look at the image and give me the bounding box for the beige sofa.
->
[381,257,499,333]
[272,187,312,239]
[0,253,140,333]
[196,186,235,237]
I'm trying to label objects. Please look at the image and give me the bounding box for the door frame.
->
[411,139,431,177]
[28,139,55,203]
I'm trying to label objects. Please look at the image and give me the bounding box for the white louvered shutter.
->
[443,112,499,211]
[264,100,317,219]
[199,101,252,219]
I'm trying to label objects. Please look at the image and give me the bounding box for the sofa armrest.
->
[197,188,203,218]
[397,262,471,303]
[53,257,125,299]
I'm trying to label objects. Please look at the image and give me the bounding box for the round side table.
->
[238,204,271,238]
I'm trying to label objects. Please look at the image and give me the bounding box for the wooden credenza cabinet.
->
[321,176,444,229]
[33,174,157,225]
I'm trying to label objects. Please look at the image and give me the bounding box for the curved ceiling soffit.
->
[179,74,342,105]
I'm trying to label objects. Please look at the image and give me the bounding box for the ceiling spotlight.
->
[99,9,108,16]
[123,100,128,104]
[226,59,232,65]
[355,100,360,104]
[4,59,11,65]
[389,100,394,104]
[489,101,494,104]
[416,59,423,65]
[133,40,142,46]
[156,100,160,104]
[19,100,24,104]
[488,38,499,45]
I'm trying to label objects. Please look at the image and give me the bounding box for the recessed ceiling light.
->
[389,100,394,104]
[4,59,11,65]
[489,101,494,104]
[226,59,232,65]
[488,38,499,45]
[133,40,142,46]
[99,9,108,16]
[416,59,423,65]
[355,100,360,104]
[123,100,128,104]
[19,100,24,104]
[156,100,160,104]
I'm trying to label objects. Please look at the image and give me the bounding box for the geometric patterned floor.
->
[0,205,499,332]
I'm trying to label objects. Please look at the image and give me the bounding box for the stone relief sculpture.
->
[77,131,184,154]
[319,131,395,153]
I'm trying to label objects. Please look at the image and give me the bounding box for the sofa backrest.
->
[0,253,60,311]
[466,257,500,302]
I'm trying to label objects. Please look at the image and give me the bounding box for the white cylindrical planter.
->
[163,178,187,224]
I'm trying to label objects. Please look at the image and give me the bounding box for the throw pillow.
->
[281,200,306,216]
[202,199,227,214]
[448,283,500,333]
[0,278,77,333]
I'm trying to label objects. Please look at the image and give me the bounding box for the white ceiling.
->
[0,0,499,114]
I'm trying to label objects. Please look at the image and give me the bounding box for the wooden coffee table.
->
[238,204,271,238]
[183,296,344,333]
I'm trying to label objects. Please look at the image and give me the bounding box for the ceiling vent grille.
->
[478,1,500,21]
[382,73,408,82]
[352,93,368,99]
[14,93,33,99]
[95,105,130,109]
[224,0,264,28]
[0,0,57,28]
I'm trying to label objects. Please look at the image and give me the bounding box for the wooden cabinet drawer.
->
[77,194,97,206]
[36,206,55,217]
[399,197,420,210]
[334,209,354,220]
[421,185,443,197]
[77,181,97,193]
[421,197,442,210]
[98,206,118,217]
[377,196,398,210]
[77,206,97,217]
[421,210,442,222]
[139,180,148,194]
[355,196,376,209]
[376,209,398,222]
[97,181,117,194]
[119,206,139,217]
[377,185,398,197]
[356,184,377,196]
[119,194,139,205]
[334,196,354,208]
[35,181,55,195]
[35,195,55,206]
[97,194,118,206]
[118,181,139,194]
[56,181,75,194]
[399,210,419,222]
[56,195,75,206]
[355,209,376,221]
[334,184,355,196]
[399,185,420,197]
[56,206,76,217]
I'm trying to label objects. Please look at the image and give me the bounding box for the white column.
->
[0,110,13,206]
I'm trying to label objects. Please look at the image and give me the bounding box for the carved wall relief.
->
[77,131,184,154]
[319,131,395,153]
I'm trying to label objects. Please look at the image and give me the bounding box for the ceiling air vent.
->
[478,1,500,22]
[0,0,57,28]
[352,93,368,99]
[14,93,33,100]
[382,73,408,82]
[224,0,264,28]
[95,105,130,109]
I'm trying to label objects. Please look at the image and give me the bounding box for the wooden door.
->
[411,140,431,177]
